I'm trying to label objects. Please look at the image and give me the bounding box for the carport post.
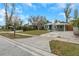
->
[64,24,66,31]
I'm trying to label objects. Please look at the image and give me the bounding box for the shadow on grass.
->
[0,33,31,39]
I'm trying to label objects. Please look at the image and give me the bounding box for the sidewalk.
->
[16,33,36,36]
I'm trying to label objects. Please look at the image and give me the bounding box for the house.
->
[45,22,73,31]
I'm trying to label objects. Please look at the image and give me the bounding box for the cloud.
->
[24,3,37,10]
[40,3,48,8]
[0,18,5,25]
[26,15,29,18]
[57,3,78,10]
[70,3,79,10]
[70,4,75,8]
[0,16,5,26]
[25,3,48,10]
[49,3,66,11]
[31,5,37,10]
[56,3,66,9]
[19,15,29,24]
[19,14,29,20]
[49,7,57,10]
[0,9,5,25]
[25,3,32,7]
[59,13,65,18]
[15,7,23,14]
[0,9,5,17]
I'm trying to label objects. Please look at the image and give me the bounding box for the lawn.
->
[49,40,79,56]
[19,30,49,35]
[0,33,31,39]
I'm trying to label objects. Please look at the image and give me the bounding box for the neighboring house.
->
[45,22,73,31]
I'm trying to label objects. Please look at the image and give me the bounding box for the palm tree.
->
[74,8,78,19]
[64,4,71,23]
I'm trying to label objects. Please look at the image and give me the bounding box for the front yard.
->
[49,40,79,56]
[0,30,48,39]
[0,33,31,39]
[19,30,49,35]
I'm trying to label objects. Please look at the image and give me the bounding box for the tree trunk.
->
[14,29,15,38]
[14,24,16,38]
[66,18,68,23]
[37,27,40,30]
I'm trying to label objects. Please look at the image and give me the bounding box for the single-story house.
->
[45,22,73,31]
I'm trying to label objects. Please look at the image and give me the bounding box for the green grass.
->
[49,40,79,56]
[19,30,49,35]
[0,30,3,31]
[0,33,31,39]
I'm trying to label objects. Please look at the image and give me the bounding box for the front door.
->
[49,25,52,30]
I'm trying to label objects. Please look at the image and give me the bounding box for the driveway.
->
[0,35,34,56]
[41,31,79,43]
[0,35,55,56]
[1,31,77,56]
[41,31,79,40]
[15,36,53,52]
[15,31,79,54]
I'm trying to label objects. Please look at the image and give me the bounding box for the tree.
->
[54,20,58,23]
[19,20,23,30]
[4,3,9,29]
[74,8,78,19]
[11,16,23,30]
[64,4,71,23]
[71,18,79,27]
[4,3,16,29]
[28,16,48,30]
[4,3,19,37]
[12,16,21,37]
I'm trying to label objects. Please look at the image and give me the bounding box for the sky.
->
[0,3,79,26]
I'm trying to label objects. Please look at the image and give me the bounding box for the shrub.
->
[71,18,79,27]
[23,25,34,31]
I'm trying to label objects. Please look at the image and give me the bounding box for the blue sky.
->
[0,3,79,25]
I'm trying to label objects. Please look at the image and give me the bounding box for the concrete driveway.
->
[15,36,53,52]
[1,31,77,56]
[41,31,79,40]
[41,31,79,43]
[15,31,79,54]
[0,35,34,56]
[0,35,55,56]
